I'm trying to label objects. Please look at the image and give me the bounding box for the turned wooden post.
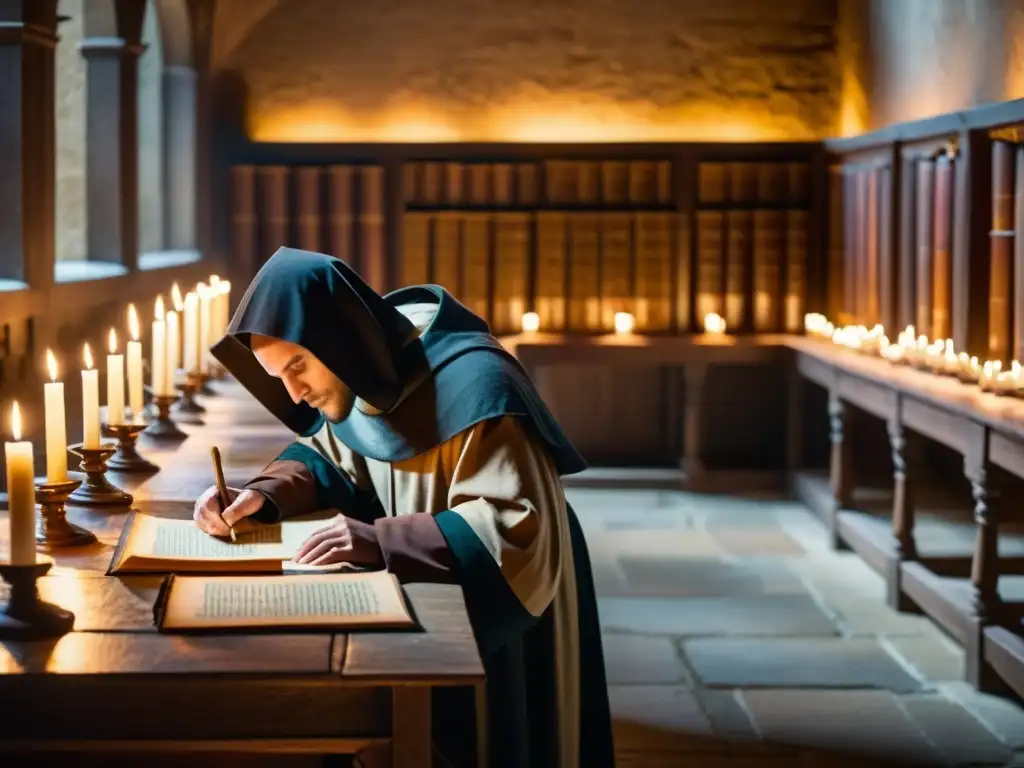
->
[827,390,853,549]
[964,431,1003,691]
[886,401,921,612]
[682,364,708,488]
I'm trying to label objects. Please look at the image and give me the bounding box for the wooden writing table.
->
[0,383,484,766]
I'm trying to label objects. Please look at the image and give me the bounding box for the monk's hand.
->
[292,512,384,567]
[193,485,264,537]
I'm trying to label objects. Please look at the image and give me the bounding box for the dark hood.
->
[209,247,417,435]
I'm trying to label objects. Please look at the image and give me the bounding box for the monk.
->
[193,246,614,768]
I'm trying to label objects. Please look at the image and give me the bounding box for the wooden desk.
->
[0,382,484,766]
[501,332,792,490]
[788,337,1024,700]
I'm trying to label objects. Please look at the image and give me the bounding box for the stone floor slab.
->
[937,682,1024,751]
[588,529,726,558]
[602,632,693,685]
[708,527,806,555]
[684,637,924,692]
[882,633,965,682]
[900,693,1014,765]
[609,685,716,752]
[616,556,807,598]
[598,596,839,637]
[821,593,937,636]
[739,689,944,764]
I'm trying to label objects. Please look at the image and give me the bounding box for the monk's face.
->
[250,335,355,422]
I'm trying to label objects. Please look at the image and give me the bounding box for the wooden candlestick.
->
[0,561,74,639]
[102,423,158,473]
[195,371,216,397]
[34,477,97,549]
[67,443,133,506]
[145,394,187,440]
[173,377,206,426]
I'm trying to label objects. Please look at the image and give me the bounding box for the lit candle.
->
[614,312,635,335]
[198,282,211,374]
[81,343,100,449]
[703,312,726,335]
[152,297,168,397]
[208,275,222,341]
[217,280,232,343]
[43,348,67,483]
[4,402,36,565]
[107,329,126,425]
[126,304,144,420]
[183,290,199,375]
[521,312,540,333]
[167,285,182,392]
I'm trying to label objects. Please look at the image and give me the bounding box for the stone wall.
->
[55,0,86,262]
[838,0,1024,133]
[138,0,165,255]
[212,0,840,142]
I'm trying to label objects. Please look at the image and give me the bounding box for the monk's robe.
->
[211,247,614,768]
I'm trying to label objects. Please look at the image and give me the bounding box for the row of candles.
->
[519,309,728,336]
[3,277,232,566]
[804,312,1023,395]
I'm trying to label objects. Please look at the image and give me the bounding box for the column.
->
[163,65,197,250]
[80,34,143,269]
[0,2,59,288]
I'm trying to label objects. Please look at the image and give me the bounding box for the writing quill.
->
[210,446,237,543]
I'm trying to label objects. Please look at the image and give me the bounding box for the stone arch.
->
[152,0,193,67]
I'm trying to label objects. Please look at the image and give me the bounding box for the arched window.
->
[54,0,87,264]
[138,0,165,255]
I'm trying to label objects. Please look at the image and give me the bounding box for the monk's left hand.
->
[292,512,385,567]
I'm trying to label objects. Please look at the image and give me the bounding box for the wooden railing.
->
[825,98,1024,361]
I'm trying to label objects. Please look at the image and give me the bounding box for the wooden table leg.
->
[887,404,921,613]
[786,361,803,474]
[392,686,432,768]
[827,390,853,550]
[965,451,1004,693]
[682,364,708,488]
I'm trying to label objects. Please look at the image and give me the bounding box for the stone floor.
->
[566,486,1024,767]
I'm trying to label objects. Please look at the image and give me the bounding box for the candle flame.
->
[10,401,21,441]
[155,295,165,321]
[209,274,221,286]
[171,283,184,312]
[220,280,231,294]
[46,348,58,382]
[109,328,118,354]
[83,342,94,370]
[127,304,140,341]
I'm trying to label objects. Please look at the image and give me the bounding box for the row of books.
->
[402,160,673,207]
[698,162,811,206]
[401,210,809,335]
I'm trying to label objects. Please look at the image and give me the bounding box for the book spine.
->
[634,213,674,331]
[990,140,1016,362]
[493,213,531,334]
[568,214,601,331]
[786,209,809,333]
[915,159,936,336]
[294,166,322,253]
[328,166,353,264]
[535,213,567,331]
[753,209,783,332]
[865,165,880,325]
[725,210,751,330]
[931,154,955,340]
[877,164,895,332]
[898,156,918,329]
[230,165,257,283]
[359,167,387,294]
[1015,145,1024,362]
[258,165,289,271]
[599,213,633,330]
[696,211,724,321]
[432,212,462,294]
[460,213,491,321]
[401,213,430,286]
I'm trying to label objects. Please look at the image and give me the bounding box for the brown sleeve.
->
[374,514,458,584]
[244,460,318,523]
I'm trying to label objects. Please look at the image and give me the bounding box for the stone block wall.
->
[211,0,840,142]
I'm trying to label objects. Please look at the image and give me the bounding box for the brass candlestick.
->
[0,562,75,639]
[194,370,216,396]
[102,423,158,473]
[145,394,187,440]
[67,443,133,506]
[173,375,206,425]
[35,477,97,548]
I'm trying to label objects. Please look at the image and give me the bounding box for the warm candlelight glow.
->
[171,283,184,312]
[155,296,165,321]
[46,348,58,381]
[109,328,118,354]
[127,304,140,341]
[43,347,68,482]
[521,312,540,333]
[613,312,635,335]
[10,401,21,441]
[703,313,726,335]
[83,343,94,370]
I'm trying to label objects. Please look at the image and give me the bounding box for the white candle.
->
[152,297,168,397]
[81,343,100,449]
[198,282,211,374]
[166,308,180,393]
[183,290,199,375]
[43,348,67,483]
[126,304,143,419]
[107,329,126,425]
[217,280,231,342]
[4,402,36,565]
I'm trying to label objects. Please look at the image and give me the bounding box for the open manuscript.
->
[108,510,360,575]
[154,571,415,632]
